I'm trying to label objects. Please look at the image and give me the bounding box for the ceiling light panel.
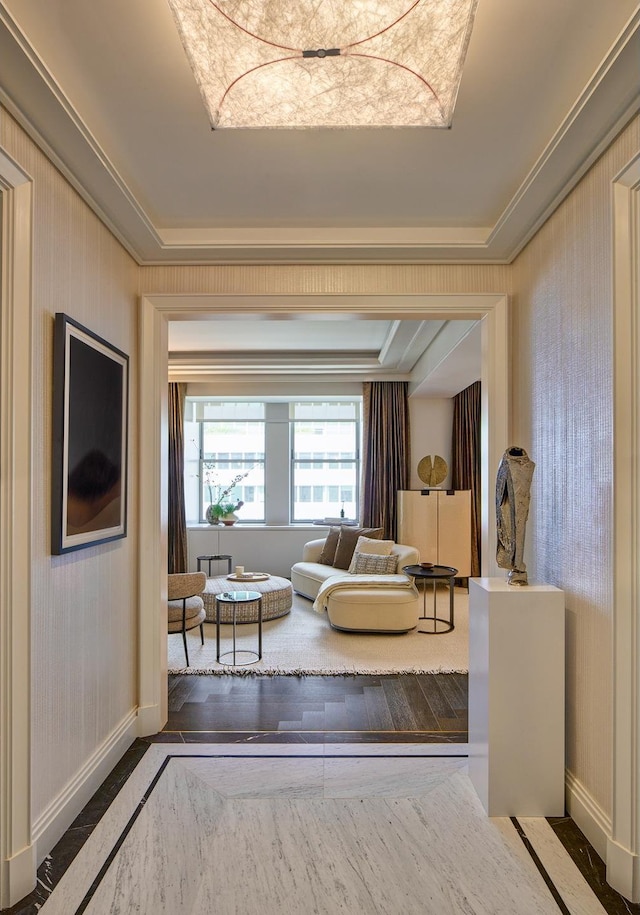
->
[167,0,478,128]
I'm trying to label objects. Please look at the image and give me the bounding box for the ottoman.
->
[325,585,420,633]
[202,574,293,624]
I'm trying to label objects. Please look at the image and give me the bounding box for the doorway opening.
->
[137,292,509,731]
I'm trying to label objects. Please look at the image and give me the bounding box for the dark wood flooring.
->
[156,672,468,743]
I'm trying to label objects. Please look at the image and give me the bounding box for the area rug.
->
[168,588,469,675]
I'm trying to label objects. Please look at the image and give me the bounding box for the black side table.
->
[215,590,262,666]
[197,554,232,576]
[403,565,458,634]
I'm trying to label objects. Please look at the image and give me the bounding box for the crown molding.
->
[1,6,638,265]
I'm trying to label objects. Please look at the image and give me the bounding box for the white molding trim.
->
[1,8,638,265]
[32,710,138,866]
[0,148,34,907]
[138,297,169,736]
[565,769,612,863]
[138,292,509,726]
[481,298,508,577]
[611,152,640,902]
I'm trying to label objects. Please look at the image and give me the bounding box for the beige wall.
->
[0,108,139,827]
[140,262,512,296]
[511,113,640,816]
[409,398,455,491]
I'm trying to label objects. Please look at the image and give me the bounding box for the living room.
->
[163,315,483,674]
[173,316,483,579]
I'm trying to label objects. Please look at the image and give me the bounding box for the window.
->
[290,401,360,522]
[185,401,265,522]
[185,398,361,523]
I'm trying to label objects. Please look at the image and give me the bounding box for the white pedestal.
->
[468,577,565,816]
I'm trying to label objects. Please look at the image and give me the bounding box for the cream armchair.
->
[168,571,207,667]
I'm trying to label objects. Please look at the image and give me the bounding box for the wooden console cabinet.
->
[397,489,471,576]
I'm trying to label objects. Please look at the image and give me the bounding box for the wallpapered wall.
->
[511,114,640,816]
[0,108,139,826]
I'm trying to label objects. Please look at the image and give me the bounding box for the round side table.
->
[215,590,262,666]
[402,565,458,634]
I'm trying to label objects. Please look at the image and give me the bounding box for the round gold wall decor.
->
[417,454,448,487]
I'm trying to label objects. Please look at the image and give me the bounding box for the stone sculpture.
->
[495,446,535,586]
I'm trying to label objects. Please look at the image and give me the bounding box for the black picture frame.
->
[52,314,129,554]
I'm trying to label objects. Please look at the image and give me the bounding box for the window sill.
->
[186,523,321,531]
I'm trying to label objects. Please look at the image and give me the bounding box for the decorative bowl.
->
[420,562,434,569]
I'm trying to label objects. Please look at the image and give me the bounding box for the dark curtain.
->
[451,380,481,577]
[361,381,410,541]
[168,382,188,573]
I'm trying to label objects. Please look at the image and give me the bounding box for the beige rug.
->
[168,588,469,675]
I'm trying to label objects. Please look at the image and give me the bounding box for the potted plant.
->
[203,465,252,525]
[206,499,244,526]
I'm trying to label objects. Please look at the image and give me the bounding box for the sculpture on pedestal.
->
[495,446,535,585]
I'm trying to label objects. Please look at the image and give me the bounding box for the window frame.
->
[185,397,361,525]
[289,408,361,523]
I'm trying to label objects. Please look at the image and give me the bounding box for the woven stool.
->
[203,574,292,623]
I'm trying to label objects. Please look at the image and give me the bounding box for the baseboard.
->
[136,701,165,737]
[32,709,138,867]
[607,836,640,903]
[0,841,38,909]
[565,768,612,863]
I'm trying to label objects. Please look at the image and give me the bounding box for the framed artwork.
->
[52,314,129,554]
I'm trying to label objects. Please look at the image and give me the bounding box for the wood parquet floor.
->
[156,673,468,743]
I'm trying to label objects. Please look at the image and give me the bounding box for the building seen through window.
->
[184,398,361,523]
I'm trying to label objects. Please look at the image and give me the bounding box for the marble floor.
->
[4,675,639,914]
[9,743,626,915]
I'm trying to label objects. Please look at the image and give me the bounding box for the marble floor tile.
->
[34,747,610,915]
[322,755,467,797]
[178,756,326,797]
[518,817,608,915]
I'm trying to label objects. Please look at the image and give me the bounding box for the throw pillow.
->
[319,527,341,565]
[333,526,383,570]
[352,552,399,575]
[347,536,394,572]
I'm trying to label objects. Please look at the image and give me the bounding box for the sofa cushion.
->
[291,561,345,600]
[347,536,394,571]
[350,552,399,575]
[333,527,383,569]
[319,526,341,565]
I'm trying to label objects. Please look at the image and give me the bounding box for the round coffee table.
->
[202,574,292,623]
[402,564,458,634]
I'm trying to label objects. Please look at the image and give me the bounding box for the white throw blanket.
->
[312,573,415,613]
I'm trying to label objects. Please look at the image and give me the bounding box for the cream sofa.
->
[291,537,421,633]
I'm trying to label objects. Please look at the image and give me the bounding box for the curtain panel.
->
[451,380,481,577]
[361,381,410,541]
[168,382,188,573]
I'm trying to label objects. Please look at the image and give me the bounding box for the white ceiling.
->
[1,0,638,390]
[166,315,482,396]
